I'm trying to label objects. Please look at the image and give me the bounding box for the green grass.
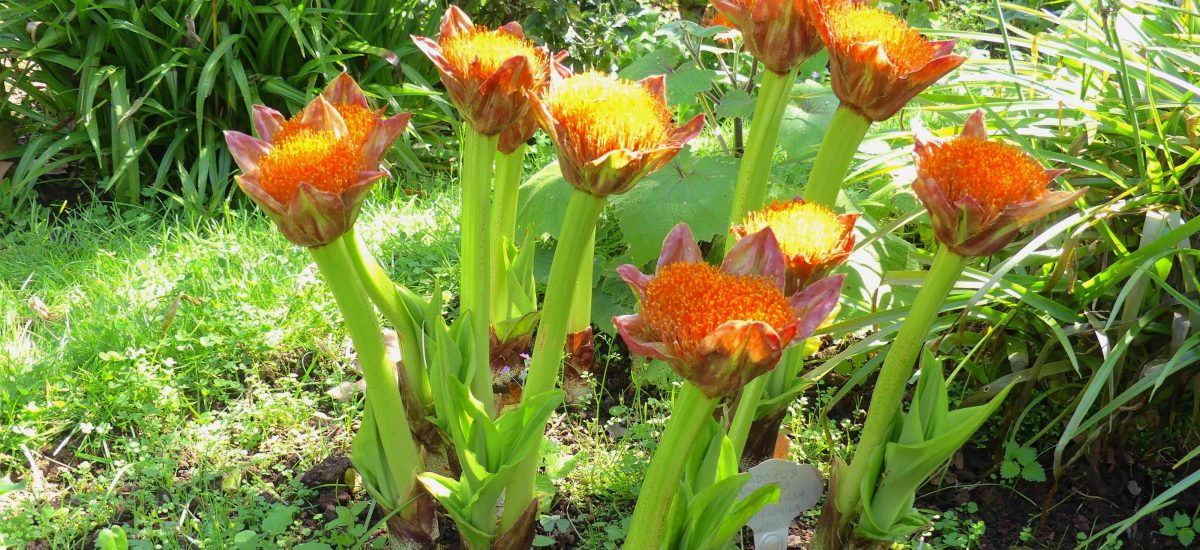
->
[0,181,694,549]
[0,183,462,547]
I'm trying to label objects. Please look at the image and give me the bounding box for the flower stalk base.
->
[624,383,718,548]
[461,126,500,415]
[490,144,527,321]
[500,189,607,530]
[309,239,421,520]
[831,246,967,524]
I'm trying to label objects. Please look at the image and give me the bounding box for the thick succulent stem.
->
[831,247,967,525]
[309,239,421,510]
[489,144,527,322]
[461,126,500,415]
[801,105,872,207]
[623,383,718,549]
[500,189,607,530]
[725,67,799,241]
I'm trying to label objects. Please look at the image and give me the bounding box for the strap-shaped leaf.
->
[680,473,755,548]
[712,483,782,544]
[864,386,1012,536]
[418,473,492,547]
[494,390,565,469]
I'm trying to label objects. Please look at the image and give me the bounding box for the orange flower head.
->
[711,0,824,74]
[614,224,845,397]
[818,3,965,122]
[413,6,551,136]
[734,199,857,292]
[919,136,1049,222]
[826,6,933,75]
[441,28,545,86]
[643,262,793,359]
[536,72,704,196]
[544,72,672,162]
[226,74,411,247]
[912,110,1087,257]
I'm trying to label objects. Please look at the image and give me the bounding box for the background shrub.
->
[0,0,452,220]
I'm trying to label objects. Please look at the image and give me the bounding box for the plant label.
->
[738,459,824,550]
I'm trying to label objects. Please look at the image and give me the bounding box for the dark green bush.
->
[0,0,448,218]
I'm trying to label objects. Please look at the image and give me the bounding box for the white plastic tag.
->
[738,459,824,550]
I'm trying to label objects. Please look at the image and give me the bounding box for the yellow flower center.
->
[257,129,362,202]
[441,28,545,83]
[275,103,378,149]
[642,262,792,356]
[544,71,673,160]
[826,5,934,74]
[740,200,848,263]
[921,136,1049,219]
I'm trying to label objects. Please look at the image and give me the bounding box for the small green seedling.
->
[1159,511,1199,547]
[1000,442,1046,483]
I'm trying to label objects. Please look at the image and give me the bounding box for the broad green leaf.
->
[262,505,297,535]
[1180,528,1196,547]
[617,48,683,82]
[715,90,755,119]
[712,484,782,544]
[96,526,128,550]
[516,161,574,239]
[610,153,739,265]
[665,64,717,106]
[1021,464,1046,482]
[777,79,838,161]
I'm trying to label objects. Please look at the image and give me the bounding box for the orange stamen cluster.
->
[740,200,846,263]
[257,129,362,201]
[441,28,545,83]
[826,5,934,74]
[642,262,792,356]
[921,136,1049,219]
[275,103,378,149]
[545,72,672,159]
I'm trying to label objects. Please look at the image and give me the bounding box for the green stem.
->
[727,375,767,459]
[568,226,596,333]
[310,239,420,507]
[501,189,607,530]
[623,383,718,549]
[727,344,804,459]
[489,144,527,322]
[801,105,872,207]
[461,126,499,415]
[832,247,967,523]
[726,68,798,248]
[341,230,432,407]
